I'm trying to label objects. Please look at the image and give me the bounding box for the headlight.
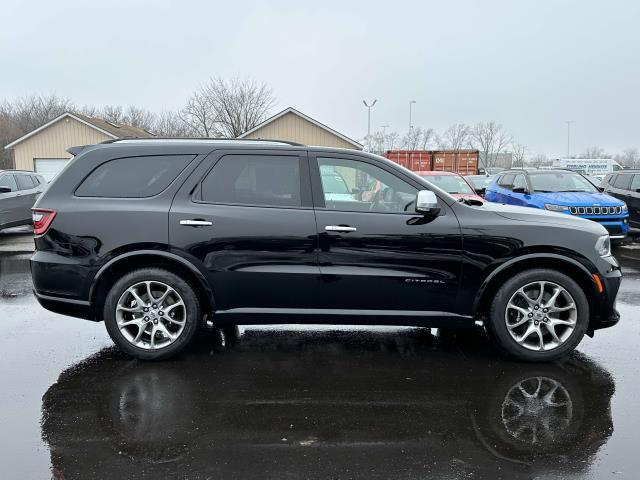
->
[595,235,611,257]
[622,204,628,212]
[544,204,569,212]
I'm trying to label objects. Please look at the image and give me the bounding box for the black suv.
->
[602,170,640,229]
[31,139,621,361]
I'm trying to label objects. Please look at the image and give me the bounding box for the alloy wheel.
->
[504,281,577,351]
[115,281,187,350]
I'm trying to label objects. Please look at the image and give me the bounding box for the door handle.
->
[325,225,357,233]
[180,219,213,227]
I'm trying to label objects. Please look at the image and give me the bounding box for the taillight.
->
[32,208,57,236]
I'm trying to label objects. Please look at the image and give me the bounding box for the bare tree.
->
[511,142,527,168]
[387,132,400,151]
[528,154,551,169]
[615,147,640,169]
[438,123,471,150]
[469,121,512,170]
[179,88,218,137]
[148,111,189,137]
[580,146,610,159]
[181,77,276,138]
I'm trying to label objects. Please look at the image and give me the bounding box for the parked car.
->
[416,170,484,202]
[465,174,495,197]
[485,169,629,240]
[31,139,621,361]
[0,170,46,231]
[602,170,640,229]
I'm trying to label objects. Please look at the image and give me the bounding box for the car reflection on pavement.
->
[41,328,614,480]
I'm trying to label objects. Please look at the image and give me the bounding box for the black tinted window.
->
[613,174,632,190]
[201,155,301,207]
[15,175,35,190]
[0,174,18,192]
[76,155,194,198]
[498,174,516,188]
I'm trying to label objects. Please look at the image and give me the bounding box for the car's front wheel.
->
[103,268,201,360]
[488,269,589,362]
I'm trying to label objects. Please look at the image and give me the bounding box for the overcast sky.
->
[1,0,638,157]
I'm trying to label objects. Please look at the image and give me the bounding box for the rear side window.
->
[15,175,35,190]
[0,174,18,192]
[630,175,640,191]
[76,155,195,198]
[498,174,516,188]
[512,175,527,190]
[613,174,632,190]
[200,155,301,207]
[604,174,616,186]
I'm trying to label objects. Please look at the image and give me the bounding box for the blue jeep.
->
[485,169,629,240]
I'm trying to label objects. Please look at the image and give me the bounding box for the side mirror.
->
[415,190,441,216]
[0,186,11,194]
[598,187,605,192]
[474,187,486,196]
[512,187,529,194]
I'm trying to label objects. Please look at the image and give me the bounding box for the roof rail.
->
[99,137,306,147]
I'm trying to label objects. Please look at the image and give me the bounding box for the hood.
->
[452,193,485,202]
[532,191,624,206]
[481,202,607,235]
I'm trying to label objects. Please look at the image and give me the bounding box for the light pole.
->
[566,120,574,157]
[409,100,416,131]
[363,99,377,151]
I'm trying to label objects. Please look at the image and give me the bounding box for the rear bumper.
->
[33,290,94,320]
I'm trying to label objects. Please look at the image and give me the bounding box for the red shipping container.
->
[385,150,478,175]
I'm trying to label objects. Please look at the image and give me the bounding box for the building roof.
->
[237,107,363,149]
[4,112,156,150]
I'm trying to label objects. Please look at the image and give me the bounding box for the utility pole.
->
[363,99,377,151]
[409,100,416,131]
[566,120,574,157]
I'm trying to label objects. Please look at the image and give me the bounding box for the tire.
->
[488,269,589,362]
[103,268,201,360]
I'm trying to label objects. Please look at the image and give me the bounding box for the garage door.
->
[34,159,69,182]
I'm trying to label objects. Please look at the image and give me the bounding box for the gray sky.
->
[2,0,638,157]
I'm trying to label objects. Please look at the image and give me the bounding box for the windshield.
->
[421,174,474,194]
[321,174,350,194]
[528,172,599,193]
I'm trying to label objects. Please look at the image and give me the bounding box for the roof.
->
[4,112,155,150]
[237,107,363,149]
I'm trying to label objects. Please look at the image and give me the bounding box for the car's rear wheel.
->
[488,269,589,362]
[103,268,201,360]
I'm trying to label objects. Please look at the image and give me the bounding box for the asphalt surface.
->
[1,234,640,479]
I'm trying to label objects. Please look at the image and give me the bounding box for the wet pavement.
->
[1,248,640,479]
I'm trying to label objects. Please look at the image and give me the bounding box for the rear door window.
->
[613,174,633,190]
[498,174,516,189]
[512,175,527,191]
[200,155,303,207]
[15,175,35,190]
[76,155,195,198]
[630,175,640,192]
[0,174,18,192]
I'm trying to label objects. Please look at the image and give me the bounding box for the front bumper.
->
[590,255,622,332]
[573,214,629,238]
